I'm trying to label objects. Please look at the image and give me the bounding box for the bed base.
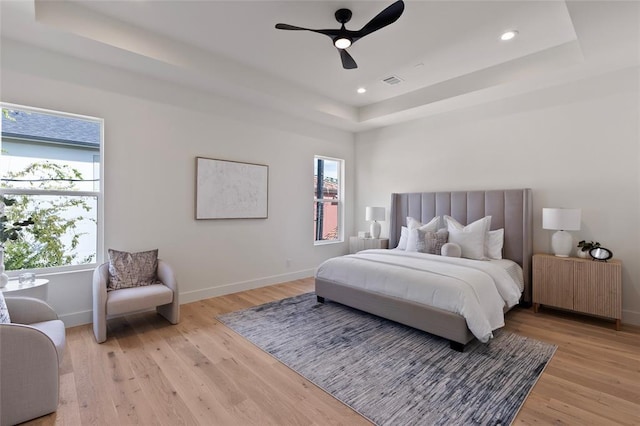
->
[315,278,475,352]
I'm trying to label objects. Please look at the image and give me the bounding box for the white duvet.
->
[315,249,523,343]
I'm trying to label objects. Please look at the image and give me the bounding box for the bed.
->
[315,189,533,350]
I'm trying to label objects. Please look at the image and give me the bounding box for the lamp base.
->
[370,221,381,239]
[551,230,573,257]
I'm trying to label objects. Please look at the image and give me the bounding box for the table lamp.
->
[542,208,581,257]
[365,206,385,239]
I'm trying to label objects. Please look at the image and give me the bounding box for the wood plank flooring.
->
[25,278,640,425]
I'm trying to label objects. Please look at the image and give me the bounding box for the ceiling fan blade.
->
[339,49,357,69]
[354,0,404,40]
[275,23,339,37]
[276,23,310,31]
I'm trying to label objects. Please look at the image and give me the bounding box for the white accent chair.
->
[92,259,179,343]
[0,297,65,426]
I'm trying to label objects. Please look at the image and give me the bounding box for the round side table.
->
[1,278,50,301]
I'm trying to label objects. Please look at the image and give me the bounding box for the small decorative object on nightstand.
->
[590,246,613,261]
[349,236,389,254]
[532,253,622,330]
[576,240,599,259]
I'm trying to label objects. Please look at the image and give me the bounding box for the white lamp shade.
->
[365,207,385,222]
[542,208,581,231]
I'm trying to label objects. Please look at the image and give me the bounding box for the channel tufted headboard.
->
[389,189,533,303]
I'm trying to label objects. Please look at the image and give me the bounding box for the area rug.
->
[217,293,556,426]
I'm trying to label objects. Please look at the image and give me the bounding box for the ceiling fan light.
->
[334,37,352,49]
[500,30,518,41]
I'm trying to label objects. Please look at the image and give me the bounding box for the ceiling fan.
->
[275,0,405,70]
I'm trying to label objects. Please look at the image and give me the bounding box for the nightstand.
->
[349,237,389,254]
[532,253,622,330]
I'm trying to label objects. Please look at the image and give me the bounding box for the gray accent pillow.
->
[424,229,449,255]
[107,249,160,291]
[408,228,427,252]
[0,291,10,323]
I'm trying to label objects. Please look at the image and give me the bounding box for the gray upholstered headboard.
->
[389,189,533,303]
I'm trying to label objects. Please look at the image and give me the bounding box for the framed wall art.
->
[196,157,268,219]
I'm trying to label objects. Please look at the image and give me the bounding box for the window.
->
[1,103,103,274]
[314,156,343,244]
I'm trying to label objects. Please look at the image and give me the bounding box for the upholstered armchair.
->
[0,296,66,426]
[92,259,179,343]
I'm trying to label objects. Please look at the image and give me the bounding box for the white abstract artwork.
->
[196,157,268,219]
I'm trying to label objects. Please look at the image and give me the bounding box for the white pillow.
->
[487,228,504,259]
[441,242,462,258]
[406,216,440,231]
[406,216,439,252]
[444,215,491,260]
[396,226,409,250]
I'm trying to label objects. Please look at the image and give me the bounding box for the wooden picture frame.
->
[196,157,268,219]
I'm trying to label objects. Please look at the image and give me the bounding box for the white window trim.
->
[314,155,344,246]
[0,102,104,276]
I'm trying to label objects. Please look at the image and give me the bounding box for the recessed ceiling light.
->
[500,30,518,41]
[357,87,366,94]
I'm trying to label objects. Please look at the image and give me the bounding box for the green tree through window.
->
[2,163,96,270]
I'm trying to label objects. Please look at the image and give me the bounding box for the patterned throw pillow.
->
[0,291,11,323]
[107,249,160,291]
[424,229,449,255]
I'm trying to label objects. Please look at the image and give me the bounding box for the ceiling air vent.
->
[382,75,403,85]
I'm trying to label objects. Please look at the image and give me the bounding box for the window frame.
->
[0,102,104,276]
[313,155,344,246]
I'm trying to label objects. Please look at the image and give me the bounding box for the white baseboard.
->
[622,309,640,326]
[59,269,315,328]
[179,268,315,304]
[59,309,93,328]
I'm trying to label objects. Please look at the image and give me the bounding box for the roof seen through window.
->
[2,109,100,147]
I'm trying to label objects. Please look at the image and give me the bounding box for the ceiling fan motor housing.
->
[335,8,353,24]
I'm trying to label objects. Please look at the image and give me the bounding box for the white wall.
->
[355,67,640,325]
[1,41,354,326]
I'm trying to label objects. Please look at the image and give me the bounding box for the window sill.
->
[5,263,99,279]
[314,239,344,246]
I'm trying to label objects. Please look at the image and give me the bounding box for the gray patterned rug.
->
[217,293,556,426]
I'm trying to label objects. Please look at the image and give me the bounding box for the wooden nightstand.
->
[349,237,389,254]
[532,253,622,330]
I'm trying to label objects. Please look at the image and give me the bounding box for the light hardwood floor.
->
[26,278,640,425]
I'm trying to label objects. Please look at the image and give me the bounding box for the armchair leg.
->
[93,317,107,343]
[157,303,179,325]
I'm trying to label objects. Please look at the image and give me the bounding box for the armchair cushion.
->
[29,320,66,358]
[106,284,173,316]
[107,248,160,291]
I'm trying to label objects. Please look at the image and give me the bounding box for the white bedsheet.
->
[315,250,523,343]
